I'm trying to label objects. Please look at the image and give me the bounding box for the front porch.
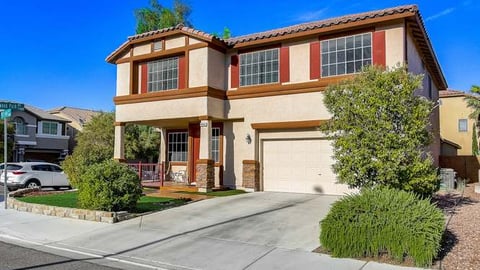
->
[117,118,223,193]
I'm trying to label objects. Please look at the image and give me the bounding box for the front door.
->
[189,124,200,183]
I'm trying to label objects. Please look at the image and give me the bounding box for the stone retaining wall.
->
[7,188,134,223]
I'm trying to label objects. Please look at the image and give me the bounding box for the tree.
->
[473,123,479,155]
[135,0,192,34]
[323,65,439,197]
[465,85,480,120]
[125,124,160,162]
[0,123,14,163]
[212,27,231,39]
[62,112,161,187]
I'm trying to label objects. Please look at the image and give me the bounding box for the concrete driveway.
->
[0,192,365,270]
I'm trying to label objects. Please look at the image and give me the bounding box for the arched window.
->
[14,117,28,135]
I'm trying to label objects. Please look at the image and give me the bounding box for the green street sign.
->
[0,102,24,111]
[0,109,12,119]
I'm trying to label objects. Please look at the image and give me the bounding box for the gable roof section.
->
[439,89,466,98]
[48,106,101,126]
[0,100,70,122]
[106,4,446,89]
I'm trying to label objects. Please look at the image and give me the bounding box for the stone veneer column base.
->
[196,159,215,193]
[243,160,260,191]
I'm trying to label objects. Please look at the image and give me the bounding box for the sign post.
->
[1,102,24,209]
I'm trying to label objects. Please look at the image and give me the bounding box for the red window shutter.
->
[310,41,320,79]
[373,31,386,67]
[178,55,186,89]
[280,47,290,83]
[141,64,148,94]
[231,55,239,88]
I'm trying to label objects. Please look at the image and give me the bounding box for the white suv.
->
[0,162,70,190]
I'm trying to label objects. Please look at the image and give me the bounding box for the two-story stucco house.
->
[107,5,447,194]
[7,103,70,163]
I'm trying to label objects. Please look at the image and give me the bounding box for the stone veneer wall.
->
[242,160,260,191]
[7,188,133,223]
[196,159,215,192]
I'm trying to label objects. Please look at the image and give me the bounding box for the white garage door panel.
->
[263,139,350,195]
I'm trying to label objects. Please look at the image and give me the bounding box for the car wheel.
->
[25,180,41,189]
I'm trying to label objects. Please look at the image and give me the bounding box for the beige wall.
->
[285,40,312,83]
[189,47,208,87]
[116,63,130,96]
[379,23,405,68]
[440,96,475,155]
[208,48,226,90]
[165,36,185,50]
[133,43,150,56]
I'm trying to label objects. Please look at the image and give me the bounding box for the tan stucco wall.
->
[115,96,224,123]
[133,43,150,56]
[440,96,475,155]
[379,23,405,68]
[165,36,185,50]
[286,41,311,83]
[188,37,203,45]
[189,47,208,87]
[223,92,332,187]
[116,63,130,96]
[208,48,226,90]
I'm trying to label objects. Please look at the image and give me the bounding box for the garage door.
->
[262,139,350,195]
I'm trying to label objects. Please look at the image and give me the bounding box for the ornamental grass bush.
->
[320,187,444,267]
[78,160,142,212]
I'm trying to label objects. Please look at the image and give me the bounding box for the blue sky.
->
[0,0,478,111]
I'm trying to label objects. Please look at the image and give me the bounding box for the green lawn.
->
[17,192,188,213]
[174,189,246,197]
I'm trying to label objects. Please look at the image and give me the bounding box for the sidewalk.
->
[0,196,424,270]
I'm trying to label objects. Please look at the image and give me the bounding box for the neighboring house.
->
[48,106,101,154]
[5,102,70,163]
[439,89,478,156]
[106,5,447,194]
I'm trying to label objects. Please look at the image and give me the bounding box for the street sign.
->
[0,109,11,119]
[0,102,24,111]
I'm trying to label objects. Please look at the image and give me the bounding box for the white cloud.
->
[425,8,456,22]
[293,8,328,22]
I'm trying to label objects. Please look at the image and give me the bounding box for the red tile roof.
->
[226,5,417,45]
[439,89,467,98]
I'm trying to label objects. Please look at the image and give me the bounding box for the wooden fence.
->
[439,155,480,183]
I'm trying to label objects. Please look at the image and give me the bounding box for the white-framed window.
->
[240,48,279,87]
[42,121,58,135]
[168,131,188,162]
[321,33,372,77]
[458,119,468,132]
[147,56,178,92]
[14,117,28,135]
[211,127,220,163]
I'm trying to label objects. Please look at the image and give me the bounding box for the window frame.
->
[458,119,468,132]
[320,32,372,78]
[167,130,188,162]
[14,117,28,135]
[41,121,58,136]
[239,48,280,87]
[211,127,221,163]
[146,56,179,92]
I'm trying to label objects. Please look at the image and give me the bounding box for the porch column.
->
[196,119,214,192]
[158,128,166,163]
[114,122,125,162]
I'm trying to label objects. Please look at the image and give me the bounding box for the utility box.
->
[440,168,456,191]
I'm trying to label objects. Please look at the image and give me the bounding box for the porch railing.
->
[126,162,165,186]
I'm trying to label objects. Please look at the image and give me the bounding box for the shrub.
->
[320,187,444,267]
[77,160,142,212]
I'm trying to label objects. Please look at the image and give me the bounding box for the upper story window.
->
[153,40,163,52]
[458,119,468,132]
[321,33,372,77]
[42,121,58,135]
[240,48,279,87]
[168,131,188,162]
[147,56,179,92]
[14,117,28,135]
